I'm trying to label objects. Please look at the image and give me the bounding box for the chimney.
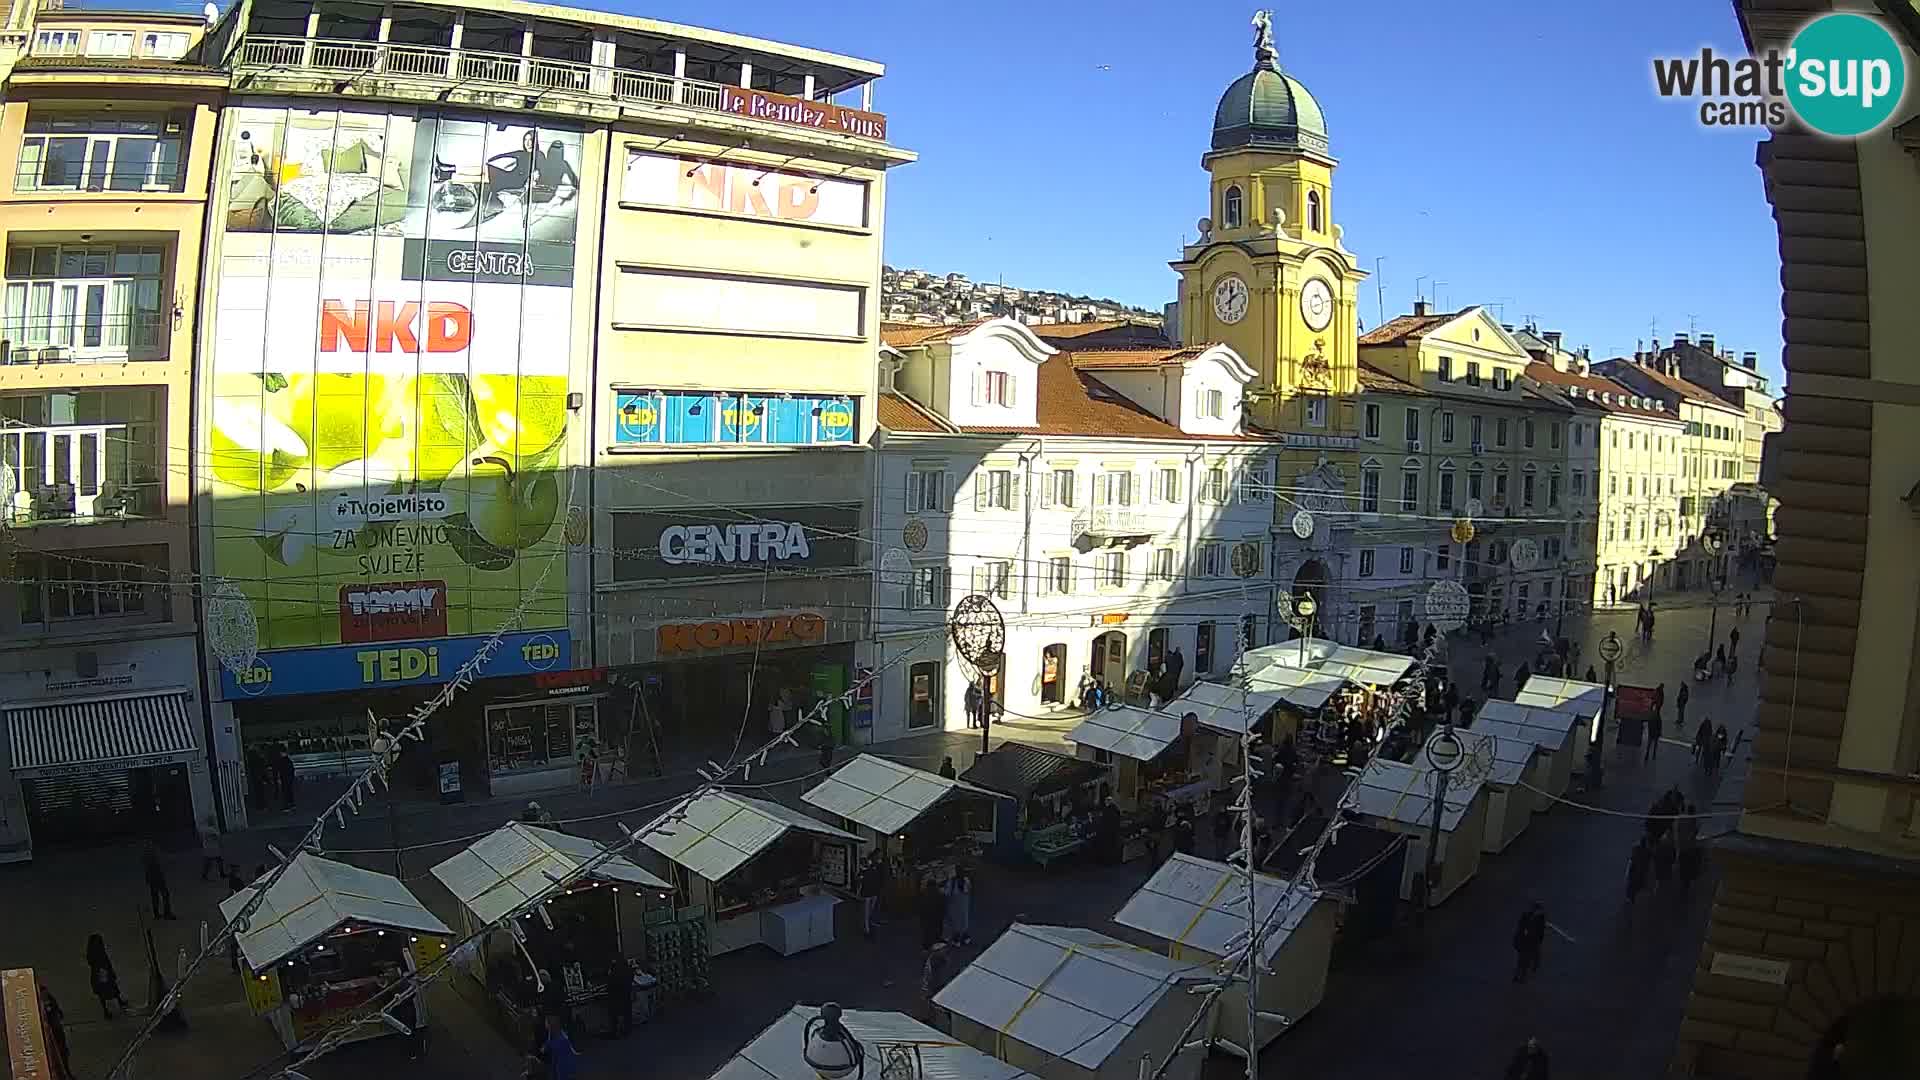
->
[1544,330,1563,353]
[1742,350,1757,366]
[1413,300,1430,317]
[1675,332,1690,346]
[1699,333,1715,353]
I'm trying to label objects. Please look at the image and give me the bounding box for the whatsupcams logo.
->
[1653,13,1908,136]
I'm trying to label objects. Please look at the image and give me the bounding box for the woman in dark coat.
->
[86,933,128,1019]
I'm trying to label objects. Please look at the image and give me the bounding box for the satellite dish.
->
[1509,538,1540,571]
[204,0,220,25]
[1290,509,1315,540]
[1464,497,1485,519]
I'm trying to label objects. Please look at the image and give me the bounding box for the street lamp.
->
[803,1003,866,1079]
[1422,725,1464,913]
[1591,631,1624,790]
[1702,533,1727,654]
[1295,593,1318,666]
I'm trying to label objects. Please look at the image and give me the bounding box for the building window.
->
[3,244,168,360]
[1195,623,1214,674]
[1152,466,1181,504]
[972,560,1013,599]
[1548,473,1562,507]
[1545,537,1562,560]
[908,662,941,729]
[1304,394,1327,427]
[1441,411,1455,443]
[1609,475,1618,495]
[1360,467,1380,514]
[1438,356,1453,382]
[1493,368,1511,391]
[1197,542,1226,578]
[1199,388,1225,419]
[1200,466,1229,504]
[1549,422,1561,450]
[911,564,949,609]
[1223,185,1243,228]
[1041,556,1073,595]
[1522,471,1537,507]
[1405,408,1421,445]
[975,469,1017,510]
[1041,468,1075,509]
[1436,544,1451,571]
[34,30,80,56]
[1095,469,1135,507]
[0,388,163,522]
[1399,547,1415,574]
[1439,469,1456,511]
[1363,403,1380,439]
[1359,548,1376,577]
[1470,415,1484,448]
[1400,470,1419,511]
[86,30,134,57]
[142,31,190,58]
[1467,465,1484,501]
[1573,423,1583,447]
[1306,189,1323,231]
[16,547,160,627]
[1149,548,1175,582]
[1495,418,1510,447]
[906,469,947,513]
[1466,361,1482,386]
[1523,418,1536,448]
[1237,464,1269,502]
[1100,550,1127,588]
[981,370,1013,406]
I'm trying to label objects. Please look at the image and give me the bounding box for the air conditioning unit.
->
[1406,437,1423,452]
[1470,440,1485,456]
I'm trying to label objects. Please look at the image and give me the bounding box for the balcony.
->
[1,314,169,365]
[234,36,890,143]
[1073,506,1156,544]
[0,423,162,525]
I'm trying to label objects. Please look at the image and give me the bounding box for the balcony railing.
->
[235,36,884,141]
[1073,506,1156,542]
[0,423,161,524]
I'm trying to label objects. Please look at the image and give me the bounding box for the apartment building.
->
[1662,333,1783,551]
[0,3,223,861]
[869,319,1279,739]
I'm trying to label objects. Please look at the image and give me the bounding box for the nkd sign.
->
[612,503,859,580]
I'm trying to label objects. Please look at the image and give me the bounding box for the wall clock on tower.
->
[1211,274,1248,325]
[1299,277,1334,332]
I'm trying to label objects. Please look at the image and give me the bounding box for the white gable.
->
[947,317,1055,429]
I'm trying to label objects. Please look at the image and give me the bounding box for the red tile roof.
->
[1594,359,1744,413]
[956,358,1270,441]
[1029,320,1171,348]
[1357,310,1465,347]
[1356,362,1427,395]
[880,321,984,347]
[1068,346,1205,370]
[876,392,955,434]
[1524,362,1676,421]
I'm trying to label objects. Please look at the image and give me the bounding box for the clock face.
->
[1212,275,1249,325]
[1300,278,1334,331]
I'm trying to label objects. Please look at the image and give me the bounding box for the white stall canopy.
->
[1475,700,1580,750]
[1453,730,1534,788]
[1112,853,1317,969]
[220,852,450,971]
[1241,664,1347,712]
[430,822,671,924]
[1067,705,1183,763]
[642,790,858,883]
[935,924,1207,1071]
[1468,718,1562,761]
[1244,640,1415,687]
[1350,758,1484,833]
[710,1005,1040,1080]
[1514,676,1606,718]
[802,754,1008,837]
[1169,682,1285,736]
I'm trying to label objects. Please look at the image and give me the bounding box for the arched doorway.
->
[1091,630,1127,692]
[1810,996,1920,1077]
[1039,643,1067,704]
[1290,560,1330,640]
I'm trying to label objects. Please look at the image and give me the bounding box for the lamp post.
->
[1295,593,1318,666]
[1702,533,1726,653]
[1591,630,1624,790]
[1422,725,1464,912]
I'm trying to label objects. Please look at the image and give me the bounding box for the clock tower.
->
[1171,11,1369,440]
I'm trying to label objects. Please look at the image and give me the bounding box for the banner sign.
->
[716,85,887,141]
[610,503,861,581]
[656,611,827,655]
[622,151,869,228]
[219,631,571,699]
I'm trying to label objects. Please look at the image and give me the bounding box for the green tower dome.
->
[1211,48,1328,155]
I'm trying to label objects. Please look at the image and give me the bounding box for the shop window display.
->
[486,700,598,776]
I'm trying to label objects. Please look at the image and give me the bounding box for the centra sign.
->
[659,522,813,565]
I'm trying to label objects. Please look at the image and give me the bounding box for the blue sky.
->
[621,0,1785,384]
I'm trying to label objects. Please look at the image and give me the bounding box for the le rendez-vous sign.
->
[717,85,887,142]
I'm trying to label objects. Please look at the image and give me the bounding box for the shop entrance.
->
[1039,643,1067,704]
[1092,630,1127,690]
[21,762,195,848]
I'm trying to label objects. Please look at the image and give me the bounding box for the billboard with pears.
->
[209,104,581,699]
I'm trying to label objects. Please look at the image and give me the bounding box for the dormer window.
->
[1492,368,1511,391]
[1306,190,1323,232]
[1223,185,1244,229]
[1199,388,1225,419]
[979,370,1014,406]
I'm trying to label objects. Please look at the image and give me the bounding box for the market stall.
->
[1347,758,1488,905]
[935,923,1210,1080]
[1453,729,1539,854]
[1245,642,1417,767]
[640,791,859,958]
[1111,853,1333,1056]
[430,822,672,1038]
[1513,676,1607,759]
[710,1005,1040,1080]
[1264,816,1406,947]
[1066,705,1206,810]
[223,852,451,1050]
[1471,700,1580,799]
[1168,681,1286,795]
[802,754,1008,890]
[1461,718,1557,815]
[959,743,1108,866]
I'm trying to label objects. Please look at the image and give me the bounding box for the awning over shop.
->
[1350,758,1484,833]
[1242,663,1346,711]
[1112,853,1317,968]
[1474,700,1580,750]
[431,822,671,924]
[934,924,1206,1072]
[220,852,450,971]
[959,744,1104,801]
[1514,677,1606,717]
[5,691,199,779]
[1066,705,1182,762]
[802,754,1009,837]
[710,1005,1039,1080]
[641,791,858,884]
[1244,640,1416,687]
[1170,681,1286,736]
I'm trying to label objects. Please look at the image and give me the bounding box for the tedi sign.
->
[660,521,812,565]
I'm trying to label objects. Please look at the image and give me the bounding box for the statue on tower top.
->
[1251,9,1279,68]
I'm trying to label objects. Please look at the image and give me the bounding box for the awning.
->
[1349,758,1483,832]
[220,852,450,971]
[1244,641,1415,687]
[641,791,857,884]
[1514,677,1606,717]
[1066,705,1182,762]
[1169,681,1285,735]
[1112,853,1318,968]
[1242,663,1346,711]
[431,823,672,924]
[958,744,1104,800]
[802,754,1008,837]
[710,1005,1040,1080]
[6,691,199,779]
[1474,700,1580,749]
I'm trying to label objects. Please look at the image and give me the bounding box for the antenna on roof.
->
[1373,257,1387,328]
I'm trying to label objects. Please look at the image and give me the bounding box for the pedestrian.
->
[141,843,175,920]
[964,683,983,729]
[1644,688,1665,762]
[604,952,633,1037]
[921,942,953,1023]
[918,878,947,951]
[1513,661,1531,697]
[1172,812,1197,856]
[1652,829,1676,893]
[1372,634,1388,652]
[1505,1036,1552,1080]
[274,747,296,810]
[86,934,128,1019]
[1676,681,1690,731]
[1585,665,1598,684]
[1726,649,1738,682]
[1625,837,1651,905]
[1729,626,1741,655]
[937,755,956,780]
[1646,606,1657,641]
[1714,724,1730,772]
[1443,681,1459,722]
[1693,716,1714,765]
[1511,902,1546,983]
[1167,647,1185,693]
[1482,654,1499,695]
[198,816,226,881]
[858,854,885,940]
[1646,793,1670,843]
[1713,644,1727,678]
[943,867,973,946]
[539,1013,580,1080]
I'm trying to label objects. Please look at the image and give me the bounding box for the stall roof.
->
[1265,813,1406,887]
[1244,640,1416,687]
[1067,704,1182,762]
[1474,700,1580,750]
[934,924,1207,1070]
[710,1005,1039,1080]
[1242,663,1347,711]
[1468,717,1571,763]
[431,823,671,925]
[1112,853,1318,968]
[803,754,1009,837]
[1452,729,1532,788]
[1349,758,1483,833]
[642,791,858,884]
[959,743,1105,800]
[1514,676,1606,717]
[219,852,450,971]
[1171,681,1286,735]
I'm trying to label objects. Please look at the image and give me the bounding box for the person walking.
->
[918,878,947,951]
[1652,829,1677,894]
[1505,1037,1552,1080]
[1714,724,1730,774]
[1676,681,1691,732]
[943,867,973,946]
[1584,665,1599,684]
[1645,605,1657,641]
[1482,654,1500,695]
[604,953,633,1038]
[141,843,175,920]
[86,934,128,1019]
[963,683,983,729]
[197,816,226,882]
[1693,716,1714,768]
[1644,684,1665,762]
[1512,902,1547,983]
[1729,626,1741,658]
[1713,644,1727,679]
[937,756,956,780]
[1442,681,1459,724]
[539,1013,580,1080]
[858,854,885,940]
[1625,837,1651,906]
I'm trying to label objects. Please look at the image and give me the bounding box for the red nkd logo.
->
[320,300,472,353]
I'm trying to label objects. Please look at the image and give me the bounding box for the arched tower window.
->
[1223,185,1244,229]
[1307,190,1323,232]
